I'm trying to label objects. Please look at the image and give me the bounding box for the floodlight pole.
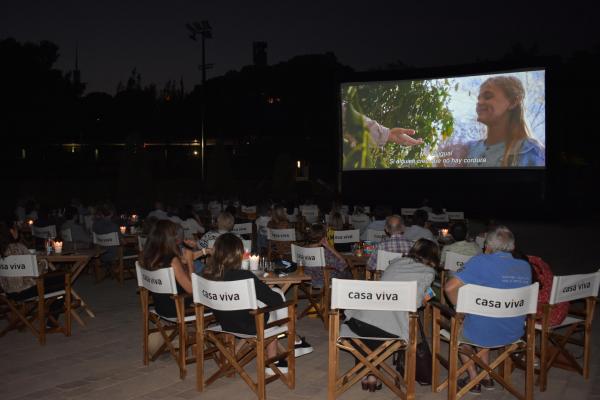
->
[187,20,213,182]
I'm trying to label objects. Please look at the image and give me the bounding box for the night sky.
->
[1,1,597,94]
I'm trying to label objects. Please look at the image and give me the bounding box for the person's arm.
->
[171,256,193,294]
[444,277,464,306]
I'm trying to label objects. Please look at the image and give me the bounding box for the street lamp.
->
[186,20,213,181]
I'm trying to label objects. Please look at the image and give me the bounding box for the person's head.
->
[203,233,244,280]
[450,221,468,242]
[329,212,344,230]
[97,204,114,219]
[271,204,288,225]
[477,76,531,166]
[413,209,429,227]
[141,220,181,270]
[154,201,164,211]
[373,205,391,221]
[407,239,440,268]
[225,205,238,216]
[306,223,326,245]
[384,215,404,236]
[257,202,270,217]
[0,216,19,256]
[64,206,78,222]
[484,225,515,254]
[216,211,235,232]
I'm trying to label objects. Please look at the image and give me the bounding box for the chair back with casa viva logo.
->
[331,278,418,312]
[291,244,325,268]
[549,269,600,304]
[456,283,539,318]
[192,275,257,311]
[135,262,178,295]
[0,254,40,278]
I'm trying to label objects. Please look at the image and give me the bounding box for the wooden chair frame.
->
[431,301,535,400]
[139,286,213,379]
[0,271,72,345]
[195,300,296,400]
[328,303,418,399]
[297,267,332,329]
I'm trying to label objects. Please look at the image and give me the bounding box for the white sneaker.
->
[294,336,314,358]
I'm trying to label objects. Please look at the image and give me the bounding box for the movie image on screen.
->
[341,69,545,170]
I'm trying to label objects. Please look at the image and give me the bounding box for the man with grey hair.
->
[366,215,414,271]
[197,211,238,249]
[444,225,531,394]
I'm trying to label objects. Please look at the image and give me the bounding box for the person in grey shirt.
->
[344,239,438,390]
[60,206,91,249]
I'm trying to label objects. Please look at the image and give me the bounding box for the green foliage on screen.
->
[342,79,454,169]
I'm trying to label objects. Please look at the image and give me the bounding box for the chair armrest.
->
[430,300,456,319]
[249,300,296,315]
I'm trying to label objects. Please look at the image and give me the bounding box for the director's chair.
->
[192,275,296,400]
[328,278,418,400]
[432,283,539,400]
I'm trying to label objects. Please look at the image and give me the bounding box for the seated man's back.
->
[455,252,531,347]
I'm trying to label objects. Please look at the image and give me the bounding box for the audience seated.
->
[254,203,271,254]
[361,205,391,241]
[198,211,237,249]
[179,205,205,240]
[444,225,531,393]
[60,206,91,249]
[403,209,435,242]
[139,220,195,317]
[202,233,312,374]
[147,201,169,220]
[267,205,292,259]
[367,215,414,271]
[439,221,481,266]
[91,204,120,265]
[345,239,438,391]
[301,224,351,288]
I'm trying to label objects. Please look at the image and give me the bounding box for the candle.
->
[249,255,260,270]
[27,219,34,226]
[120,226,127,234]
[53,241,63,254]
[131,214,138,223]
[441,229,449,237]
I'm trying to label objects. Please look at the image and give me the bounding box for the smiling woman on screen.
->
[465,76,545,167]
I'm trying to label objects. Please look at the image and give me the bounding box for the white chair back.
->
[0,254,40,278]
[135,262,178,295]
[428,212,449,223]
[376,250,403,271]
[267,228,296,242]
[549,270,600,304]
[331,278,418,312]
[291,244,326,268]
[32,225,57,239]
[60,228,73,242]
[401,208,417,217]
[192,275,258,311]
[349,214,370,230]
[444,252,473,272]
[333,229,360,244]
[93,231,120,247]
[366,229,386,243]
[208,202,222,217]
[138,235,147,252]
[232,223,253,235]
[241,205,257,214]
[300,208,319,223]
[456,283,539,318]
[447,211,465,220]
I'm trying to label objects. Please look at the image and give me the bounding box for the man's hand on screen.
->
[388,128,424,146]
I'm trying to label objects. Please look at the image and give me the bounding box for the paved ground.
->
[1,221,599,400]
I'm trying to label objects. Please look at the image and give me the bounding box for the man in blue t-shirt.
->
[445,226,531,392]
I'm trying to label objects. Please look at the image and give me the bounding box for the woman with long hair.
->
[344,239,438,391]
[467,76,544,167]
[202,233,313,373]
[140,220,196,317]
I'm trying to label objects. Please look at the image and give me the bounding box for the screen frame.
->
[337,64,548,173]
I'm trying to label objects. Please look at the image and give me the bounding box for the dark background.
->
[1,2,598,218]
